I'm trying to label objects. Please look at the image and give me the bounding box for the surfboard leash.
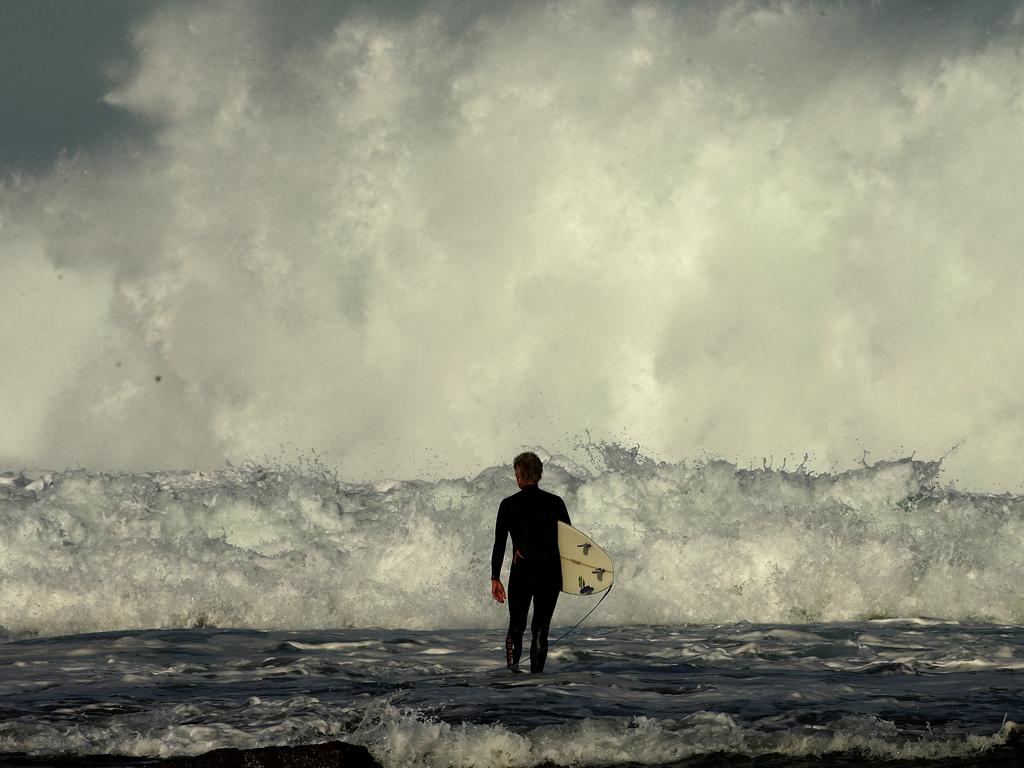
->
[550,584,613,647]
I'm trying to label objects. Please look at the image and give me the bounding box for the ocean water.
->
[2,453,1023,766]
[1,623,1022,767]
[6,2,1024,765]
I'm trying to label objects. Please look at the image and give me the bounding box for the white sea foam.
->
[354,705,1020,768]
[0,697,1016,765]
[1,452,1023,637]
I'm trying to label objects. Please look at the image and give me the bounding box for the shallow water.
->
[1,622,1021,766]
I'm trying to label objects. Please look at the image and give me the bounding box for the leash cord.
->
[551,584,613,646]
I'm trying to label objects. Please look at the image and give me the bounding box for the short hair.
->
[513,451,543,483]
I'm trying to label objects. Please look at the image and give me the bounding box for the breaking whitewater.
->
[1,450,1023,766]
[2,450,1022,636]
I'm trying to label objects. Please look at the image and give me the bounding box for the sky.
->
[2,0,1024,490]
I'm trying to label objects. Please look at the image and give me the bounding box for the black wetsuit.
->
[491,484,571,672]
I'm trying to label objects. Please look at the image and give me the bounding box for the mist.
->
[3,0,1024,489]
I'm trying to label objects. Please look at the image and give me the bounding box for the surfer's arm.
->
[490,501,509,580]
[558,497,571,526]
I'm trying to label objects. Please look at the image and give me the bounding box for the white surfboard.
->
[557,521,614,595]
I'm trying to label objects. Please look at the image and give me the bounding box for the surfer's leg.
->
[529,585,559,673]
[505,569,531,668]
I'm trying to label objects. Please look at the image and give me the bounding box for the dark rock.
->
[162,741,379,768]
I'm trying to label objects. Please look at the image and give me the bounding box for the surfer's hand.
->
[491,579,506,603]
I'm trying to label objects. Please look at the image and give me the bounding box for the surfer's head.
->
[513,451,543,487]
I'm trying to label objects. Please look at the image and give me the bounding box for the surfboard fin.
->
[578,575,594,595]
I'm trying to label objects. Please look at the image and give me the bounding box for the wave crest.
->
[2,450,1023,637]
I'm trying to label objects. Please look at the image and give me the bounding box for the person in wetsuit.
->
[490,451,571,673]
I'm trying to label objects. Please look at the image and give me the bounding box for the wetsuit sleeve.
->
[558,496,571,526]
[491,501,509,580]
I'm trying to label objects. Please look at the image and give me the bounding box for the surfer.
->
[490,451,570,673]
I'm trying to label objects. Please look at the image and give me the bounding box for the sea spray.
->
[5,2,1024,491]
